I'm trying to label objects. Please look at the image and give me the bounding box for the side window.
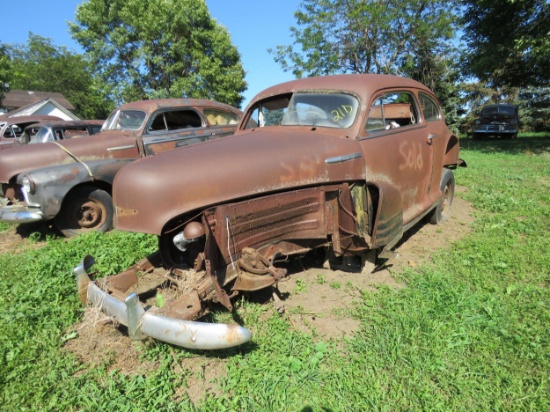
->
[365,92,419,133]
[148,110,203,133]
[204,109,239,126]
[90,126,102,134]
[418,93,441,122]
[63,128,87,138]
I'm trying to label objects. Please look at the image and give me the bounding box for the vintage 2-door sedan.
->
[0,99,241,236]
[76,74,466,350]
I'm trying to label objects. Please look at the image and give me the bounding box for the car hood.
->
[114,127,366,235]
[0,131,138,183]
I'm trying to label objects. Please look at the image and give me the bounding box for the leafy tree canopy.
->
[0,45,10,103]
[69,0,247,108]
[3,33,113,119]
[270,0,460,79]
[461,0,550,88]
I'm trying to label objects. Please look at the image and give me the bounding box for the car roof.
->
[26,120,104,129]
[247,74,432,108]
[0,115,62,126]
[116,98,242,115]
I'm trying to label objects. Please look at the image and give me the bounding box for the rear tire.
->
[54,186,113,237]
[429,169,455,225]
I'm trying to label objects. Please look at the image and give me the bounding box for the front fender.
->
[19,159,135,220]
[368,181,403,249]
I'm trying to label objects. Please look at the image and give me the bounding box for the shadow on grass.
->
[460,134,550,155]
[15,220,62,241]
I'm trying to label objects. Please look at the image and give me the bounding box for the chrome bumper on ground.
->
[0,204,43,223]
[74,255,253,350]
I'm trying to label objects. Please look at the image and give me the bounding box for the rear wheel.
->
[54,186,113,237]
[429,169,455,225]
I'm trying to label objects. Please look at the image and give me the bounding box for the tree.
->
[4,34,113,119]
[0,44,11,104]
[517,87,550,132]
[271,0,460,78]
[461,0,550,88]
[69,0,247,107]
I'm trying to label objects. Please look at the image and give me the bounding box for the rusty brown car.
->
[0,115,62,150]
[16,119,104,145]
[0,99,241,236]
[76,74,466,350]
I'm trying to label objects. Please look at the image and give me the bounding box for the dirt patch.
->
[275,190,474,342]
[63,308,157,375]
[63,190,474,403]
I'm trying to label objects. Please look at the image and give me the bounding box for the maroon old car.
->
[0,99,241,236]
[76,74,466,350]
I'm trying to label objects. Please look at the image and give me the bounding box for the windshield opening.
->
[29,127,54,144]
[244,92,359,129]
[102,109,147,131]
[482,106,515,115]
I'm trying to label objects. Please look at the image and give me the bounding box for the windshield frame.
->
[243,91,360,130]
[28,127,54,144]
[102,109,147,131]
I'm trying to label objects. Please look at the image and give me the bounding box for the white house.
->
[0,90,80,120]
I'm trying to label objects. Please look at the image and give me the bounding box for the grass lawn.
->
[0,133,548,411]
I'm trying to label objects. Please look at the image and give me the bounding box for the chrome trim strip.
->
[325,152,362,164]
[107,145,136,152]
[0,205,43,223]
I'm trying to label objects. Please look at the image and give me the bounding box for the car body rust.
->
[77,74,466,350]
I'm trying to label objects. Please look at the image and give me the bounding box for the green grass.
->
[0,133,548,410]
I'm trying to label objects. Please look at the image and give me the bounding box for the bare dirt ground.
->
[60,188,474,404]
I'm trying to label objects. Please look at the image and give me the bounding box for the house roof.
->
[1,90,75,111]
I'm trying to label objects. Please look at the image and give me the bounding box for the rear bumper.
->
[0,204,43,223]
[74,255,253,350]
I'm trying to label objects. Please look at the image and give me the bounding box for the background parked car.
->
[77,74,466,350]
[16,120,104,145]
[0,99,241,236]
[0,115,62,150]
[471,104,520,139]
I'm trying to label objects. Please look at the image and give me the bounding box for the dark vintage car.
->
[0,99,241,236]
[0,115,63,150]
[16,119,104,145]
[75,74,466,350]
[471,104,520,139]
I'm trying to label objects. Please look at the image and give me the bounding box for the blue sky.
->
[1,0,301,109]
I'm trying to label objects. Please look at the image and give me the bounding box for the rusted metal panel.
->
[206,187,327,263]
[114,129,366,235]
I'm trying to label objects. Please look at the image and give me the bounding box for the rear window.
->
[419,93,441,122]
[204,109,239,126]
